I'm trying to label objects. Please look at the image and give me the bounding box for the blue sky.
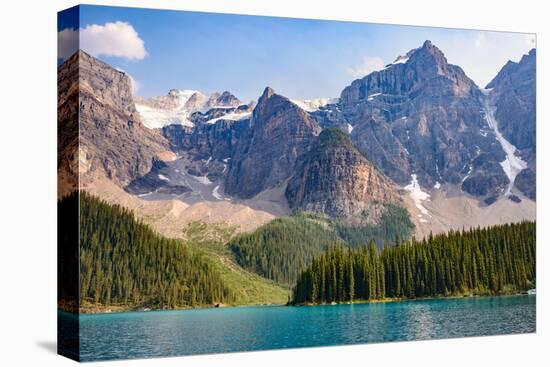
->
[58,5,536,101]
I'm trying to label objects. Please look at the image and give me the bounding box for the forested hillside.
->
[229,213,341,286]
[73,192,235,309]
[293,221,536,304]
[230,208,414,286]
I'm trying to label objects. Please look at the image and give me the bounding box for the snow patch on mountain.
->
[404,174,431,218]
[481,93,527,195]
[136,89,243,129]
[190,174,213,185]
[135,104,194,129]
[212,185,226,200]
[367,93,381,101]
[206,111,252,124]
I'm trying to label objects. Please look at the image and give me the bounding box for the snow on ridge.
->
[392,56,409,65]
[206,111,252,124]
[381,55,410,71]
[158,174,170,182]
[404,174,431,217]
[291,97,339,112]
[434,181,441,189]
[346,123,354,134]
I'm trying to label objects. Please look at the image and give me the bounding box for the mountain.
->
[337,41,515,202]
[134,89,245,129]
[65,41,535,243]
[486,49,536,199]
[58,50,172,192]
[224,87,322,198]
[57,50,80,196]
[286,128,399,224]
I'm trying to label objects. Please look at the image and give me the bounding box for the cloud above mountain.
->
[347,56,385,78]
[58,21,147,61]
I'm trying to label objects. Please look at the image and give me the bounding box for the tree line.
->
[292,221,536,304]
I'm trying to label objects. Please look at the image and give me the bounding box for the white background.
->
[0,0,547,365]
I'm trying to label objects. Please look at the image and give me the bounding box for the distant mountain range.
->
[58,41,536,236]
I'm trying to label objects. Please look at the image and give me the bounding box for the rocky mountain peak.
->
[217,91,242,106]
[224,87,321,198]
[286,128,399,224]
[486,48,536,90]
[259,86,275,101]
[339,40,509,200]
[253,86,311,124]
[483,47,536,199]
[61,50,171,187]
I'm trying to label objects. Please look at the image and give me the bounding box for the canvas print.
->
[57,5,536,362]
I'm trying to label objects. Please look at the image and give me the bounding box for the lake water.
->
[61,295,535,361]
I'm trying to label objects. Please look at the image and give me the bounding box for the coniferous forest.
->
[74,192,235,309]
[59,192,536,311]
[292,221,536,304]
[230,207,413,286]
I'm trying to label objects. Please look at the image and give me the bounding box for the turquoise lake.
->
[61,295,536,361]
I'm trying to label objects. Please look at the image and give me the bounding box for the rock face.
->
[125,158,191,196]
[163,119,249,161]
[486,49,536,157]
[286,128,398,223]
[57,50,80,197]
[59,50,171,188]
[338,41,508,200]
[224,87,322,198]
[486,49,536,200]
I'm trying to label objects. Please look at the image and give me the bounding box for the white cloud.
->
[58,28,78,60]
[58,21,147,61]
[348,56,385,78]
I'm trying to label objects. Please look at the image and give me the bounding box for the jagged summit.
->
[260,86,275,100]
[339,39,507,203]
[224,87,321,198]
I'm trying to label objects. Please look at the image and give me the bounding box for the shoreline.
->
[62,290,535,315]
[291,289,536,307]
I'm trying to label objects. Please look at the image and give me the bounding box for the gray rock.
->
[223,87,321,198]
[59,51,171,188]
[286,128,399,224]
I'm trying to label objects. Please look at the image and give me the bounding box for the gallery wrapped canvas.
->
[58,4,536,362]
